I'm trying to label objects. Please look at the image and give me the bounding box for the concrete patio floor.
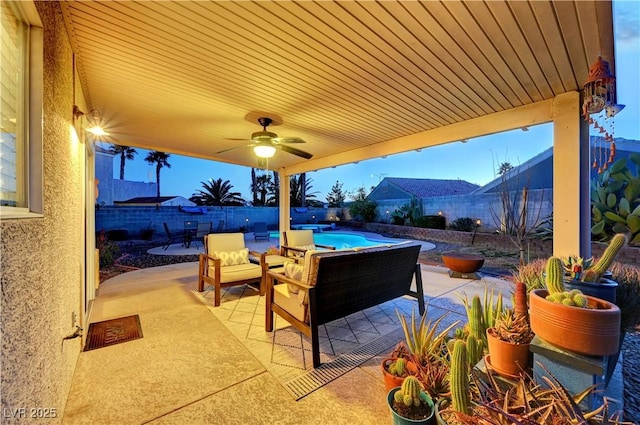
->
[63,232,623,424]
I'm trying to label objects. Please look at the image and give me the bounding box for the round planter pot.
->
[563,277,618,303]
[381,358,418,392]
[486,329,531,378]
[530,289,621,356]
[387,387,435,425]
[441,252,484,274]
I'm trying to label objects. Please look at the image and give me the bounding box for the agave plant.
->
[512,259,547,293]
[491,309,534,345]
[396,307,459,367]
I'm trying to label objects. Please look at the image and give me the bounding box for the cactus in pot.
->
[388,375,434,423]
[582,233,628,282]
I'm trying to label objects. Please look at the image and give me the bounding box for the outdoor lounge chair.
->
[254,221,269,241]
[281,229,335,261]
[162,222,180,250]
[198,233,267,307]
[191,221,212,249]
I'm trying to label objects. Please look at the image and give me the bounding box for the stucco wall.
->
[1,2,84,423]
[112,180,158,203]
[372,188,553,232]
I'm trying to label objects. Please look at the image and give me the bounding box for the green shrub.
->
[97,230,120,267]
[348,199,378,222]
[449,217,475,232]
[415,215,446,229]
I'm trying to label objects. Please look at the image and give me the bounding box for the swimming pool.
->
[268,231,403,249]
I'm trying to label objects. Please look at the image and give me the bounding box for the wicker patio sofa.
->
[265,242,425,367]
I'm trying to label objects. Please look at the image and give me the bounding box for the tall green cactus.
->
[468,296,484,341]
[582,233,628,282]
[393,376,423,407]
[466,335,483,368]
[545,257,565,294]
[450,340,470,414]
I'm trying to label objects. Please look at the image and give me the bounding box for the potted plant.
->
[561,233,628,303]
[485,308,534,379]
[529,256,621,356]
[387,376,434,425]
[391,308,458,397]
[381,343,419,392]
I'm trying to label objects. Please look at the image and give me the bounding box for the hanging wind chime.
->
[581,56,624,173]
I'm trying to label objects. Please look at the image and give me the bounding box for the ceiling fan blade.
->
[215,144,251,154]
[274,136,306,144]
[279,144,313,159]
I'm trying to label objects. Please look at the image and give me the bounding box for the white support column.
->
[278,169,291,245]
[552,91,591,257]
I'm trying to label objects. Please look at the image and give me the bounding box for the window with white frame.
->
[0,0,43,218]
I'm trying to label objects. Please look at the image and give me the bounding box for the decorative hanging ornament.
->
[582,56,616,118]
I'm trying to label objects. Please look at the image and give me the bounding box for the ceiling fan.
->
[219,117,313,159]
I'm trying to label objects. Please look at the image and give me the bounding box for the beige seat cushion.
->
[274,284,306,322]
[209,263,262,283]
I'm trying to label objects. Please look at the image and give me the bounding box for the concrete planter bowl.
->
[529,289,621,356]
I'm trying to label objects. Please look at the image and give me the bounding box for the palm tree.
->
[144,151,171,197]
[251,168,258,205]
[191,178,245,206]
[290,174,322,207]
[498,162,514,176]
[250,173,272,206]
[108,144,137,180]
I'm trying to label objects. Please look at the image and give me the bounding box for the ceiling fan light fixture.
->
[253,142,276,158]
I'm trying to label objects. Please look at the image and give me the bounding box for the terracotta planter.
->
[529,289,621,356]
[486,328,531,378]
[381,358,418,392]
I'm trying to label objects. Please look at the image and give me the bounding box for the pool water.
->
[268,232,398,249]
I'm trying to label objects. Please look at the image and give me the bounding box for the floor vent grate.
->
[283,329,403,400]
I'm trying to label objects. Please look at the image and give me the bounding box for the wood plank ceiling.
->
[59,0,614,172]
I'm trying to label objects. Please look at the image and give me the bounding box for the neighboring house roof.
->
[474,136,640,194]
[373,177,480,199]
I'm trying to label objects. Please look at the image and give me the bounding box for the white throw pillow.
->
[284,262,304,293]
[212,248,249,266]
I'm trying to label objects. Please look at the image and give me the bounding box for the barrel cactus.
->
[393,376,424,407]
[545,257,565,294]
[388,358,406,377]
[545,289,589,308]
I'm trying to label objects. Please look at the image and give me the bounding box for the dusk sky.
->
[105,0,639,202]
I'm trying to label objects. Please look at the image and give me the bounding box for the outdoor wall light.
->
[73,105,109,136]
[438,211,442,216]
[253,142,276,158]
